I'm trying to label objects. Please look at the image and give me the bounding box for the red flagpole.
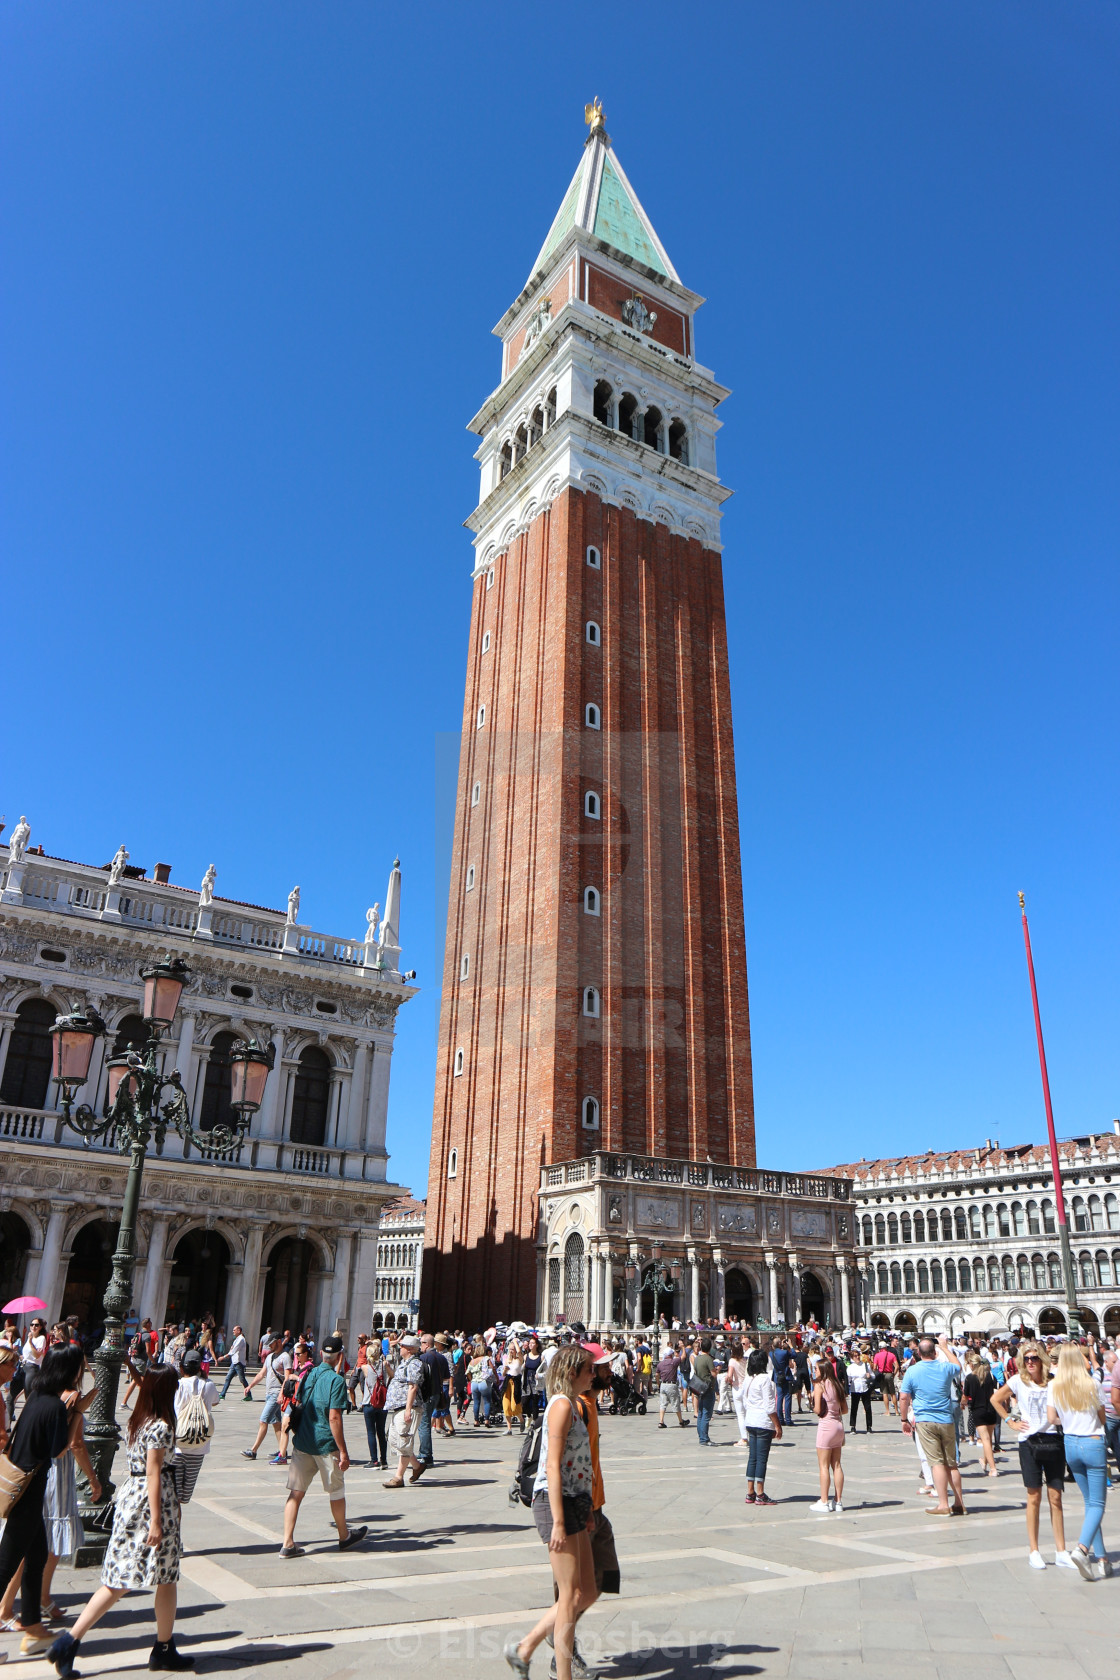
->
[1018,893,1080,1334]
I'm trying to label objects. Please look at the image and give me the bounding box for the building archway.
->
[0,998,56,1109]
[1037,1306,1066,1335]
[61,1219,120,1335]
[0,1211,34,1307]
[1078,1305,1100,1335]
[724,1268,755,1326]
[799,1271,826,1325]
[870,1312,890,1329]
[166,1229,231,1326]
[1103,1306,1120,1338]
[261,1236,318,1338]
[894,1310,918,1332]
[640,1266,678,1327]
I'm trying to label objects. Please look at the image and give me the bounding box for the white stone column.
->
[350,1230,378,1336]
[33,1202,71,1316]
[766,1253,780,1323]
[255,1030,286,1141]
[240,1225,267,1347]
[345,1043,369,1152]
[0,1016,14,1090]
[138,1215,171,1325]
[838,1259,852,1328]
[328,1230,355,1335]
[363,1043,391,1161]
[688,1249,700,1323]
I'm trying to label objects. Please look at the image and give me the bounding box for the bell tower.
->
[423,103,755,1327]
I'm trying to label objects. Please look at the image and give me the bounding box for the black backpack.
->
[509,1417,543,1508]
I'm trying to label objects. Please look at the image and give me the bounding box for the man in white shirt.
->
[215,1324,251,1402]
[243,1334,292,1462]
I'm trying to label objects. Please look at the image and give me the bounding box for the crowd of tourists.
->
[0,1309,1115,1678]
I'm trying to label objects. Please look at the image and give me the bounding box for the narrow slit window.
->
[471,781,481,807]
[586,545,601,569]
[585,621,600,646]
[453,1048,464,1077]
[486,568,495,590]
[582,1096,600,1130]
[460,954,470,980]
[585,703,600,730]
[482,631,491,653]
[477,705,486,729]
[466,865,475,891]
[583,986,600,1018]
[448,1147,458,1179]
[584,791,600,820]
[583,886,600,916]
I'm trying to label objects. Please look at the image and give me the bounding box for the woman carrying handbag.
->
[0,1347,73,1655]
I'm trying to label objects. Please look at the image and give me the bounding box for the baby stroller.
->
[608,1369,647,1416]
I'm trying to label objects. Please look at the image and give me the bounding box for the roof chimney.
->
[153,863,172,885]
[1114,1119,1120,1137]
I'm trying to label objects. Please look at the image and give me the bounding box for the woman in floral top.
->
[47,1367,191,1676]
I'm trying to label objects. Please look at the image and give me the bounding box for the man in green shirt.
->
[279,1335,368,1559]
[692,1338,717,1445]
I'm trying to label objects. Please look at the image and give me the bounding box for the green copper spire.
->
[528,102,679,285]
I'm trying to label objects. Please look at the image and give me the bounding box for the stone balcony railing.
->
[1,855,388,974]
[542,1151,850,1200]
[0,1104,353,1179]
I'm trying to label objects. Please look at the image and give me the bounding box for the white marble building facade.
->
[833,1131,1120,1340]
[0,819,416,1345]
[373,1196,426,1331]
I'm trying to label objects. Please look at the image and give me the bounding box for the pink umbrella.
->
[2,1296,47,1315]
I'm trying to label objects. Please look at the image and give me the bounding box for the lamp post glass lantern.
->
[50,954,273,1561]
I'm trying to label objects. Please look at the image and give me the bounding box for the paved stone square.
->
[13,1395,1120,1678]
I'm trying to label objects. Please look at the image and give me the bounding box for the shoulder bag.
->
[0,1414,39,1521]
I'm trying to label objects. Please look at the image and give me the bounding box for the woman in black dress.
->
[963,1355,1000,1477]
[0,1347,75,1656]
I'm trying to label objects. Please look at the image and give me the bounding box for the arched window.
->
[1089,1195,1104,1232]
[581,1096,599,1130]
[529,406,543,447]
[877,1263,888,1294]
[931,1261,944,1293]
[887,1214,898,1245]
[499,441,513,480]
[583,886,600,916]
[199,1030,239,1133]
[1027,1200,1041,1235]
[944,1259,956,1291]
[940,1210,953,1242]
[984,1205,996,1238]
[487,568,495,590]
[592,382,613,428]
[913,1212,925,1242]
[460,953,470,980]
[112,1013,152,1057]
[1042,1199,1056,1234]
[453,1048,464,1077]
[861,1216,873,1246]
[955,1208,967,1241]
[1106,1193,1120,1231]
[471,781,481,807]
[585,703,600,730]
[917,1260,928,1292]
[466,865,476,891]
[584,791,600,820]
[583,987,600,1018]
[969,1206,982,1240]
[564,1232,585,1321]
[477,705,486,729]
[890,1263,902,1294]
[0,997,57,1108]
[987,1258,1001,1292]
[618,392,638,438]
[643,405,664,451]
[1073,1197,1088,1233]
[545,387,557,427]
[1013,1202,1027,1236]
[668,418,688,463]
[1032,1255,1046,1288]
[586,545,601,569]
[958,1260,971,1292]
[903,1262,915,1293]
[448,1148,458,1179]
[874,1214,886,1246]
[1017,1255,1030,1290]
[482,631,491,654]
[1048,1254,1062,1289]
[997,1204,1011,1238]
[1080,1252,1095,1289]
[513,424,528,464]
[585,621,601,646]
[901,1213,912,1244]
[290,1045,331,1147]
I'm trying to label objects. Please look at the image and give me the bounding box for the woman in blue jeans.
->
[467,1340,495,1426]
[740,1350,782,1505]
[1047,1344,1110,1580]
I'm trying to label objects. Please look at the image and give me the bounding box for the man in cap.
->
[279,1334,368,1559]
[384,1333,426,1486]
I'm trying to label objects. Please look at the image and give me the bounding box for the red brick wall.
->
[422,488,754,1328]
[585,262,688,355]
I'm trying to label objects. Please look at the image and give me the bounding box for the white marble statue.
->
[199,863,216,907]
[365,903,381,945]
[107,844,129,886]
[287,885,301,925]
[7,815,30,863]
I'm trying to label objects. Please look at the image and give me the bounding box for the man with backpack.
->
[279,1334,368,1560]
[417,1331,451,1469]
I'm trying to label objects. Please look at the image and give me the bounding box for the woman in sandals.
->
[991,1339,1074,1573]
[504,1346,596,1680]
[1046,1343,1109,1580]
[809,1353,848,1514]
[962,1353,999,1478]
[740,1349,782,1504]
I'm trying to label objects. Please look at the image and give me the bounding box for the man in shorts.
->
[242,1334,290,1462]
[899,1336,965,1517]
[873,1342,899,1416]
[279,1334,368,1559]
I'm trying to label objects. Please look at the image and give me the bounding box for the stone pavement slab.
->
[3,1394,1116,1678]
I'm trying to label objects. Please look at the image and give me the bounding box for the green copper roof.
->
[527,139,676,284]
[592,154,667,276]
[532,162,583,276]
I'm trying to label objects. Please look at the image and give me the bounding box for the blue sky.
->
[3,4,1117,1196]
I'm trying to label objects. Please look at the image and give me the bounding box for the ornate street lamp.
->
[50,955,273,1558]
